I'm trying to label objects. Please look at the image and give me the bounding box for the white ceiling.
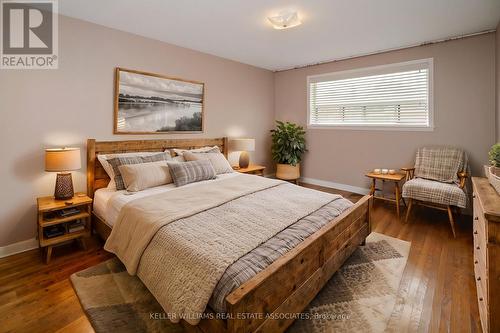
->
[59,0,500,71]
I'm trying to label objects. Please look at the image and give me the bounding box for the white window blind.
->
[308,59,433,130]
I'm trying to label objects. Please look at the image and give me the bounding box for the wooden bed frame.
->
[86,137,372,333]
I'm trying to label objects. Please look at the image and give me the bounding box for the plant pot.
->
[485,165,500,177]
[276,163,300,180]
[492,166,500,177]
[486,166,500,196]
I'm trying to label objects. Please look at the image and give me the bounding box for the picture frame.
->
[114,67,205,134]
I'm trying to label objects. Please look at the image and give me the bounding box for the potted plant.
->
[270,120,307,181]
[489,143,500,176]
[485,143,500,195]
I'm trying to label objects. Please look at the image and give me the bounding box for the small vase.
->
[276,163,300,180]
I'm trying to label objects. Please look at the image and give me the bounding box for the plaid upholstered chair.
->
[402,147,469,237]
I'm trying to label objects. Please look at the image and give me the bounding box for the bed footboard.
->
[220,195,372,333]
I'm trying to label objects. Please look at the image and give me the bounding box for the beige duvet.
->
[104,173,338,325]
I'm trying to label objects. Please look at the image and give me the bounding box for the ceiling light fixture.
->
[267,11,301,30]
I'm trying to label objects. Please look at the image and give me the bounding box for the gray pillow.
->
[167,159,216,187]
[108,152,171,190]
[183,150,234,175]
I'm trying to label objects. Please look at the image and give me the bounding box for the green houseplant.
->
[270,121,307,181]
[489,143,500,167]
[489,143,500,176]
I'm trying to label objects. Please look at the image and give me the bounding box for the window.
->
[308,59,433,130]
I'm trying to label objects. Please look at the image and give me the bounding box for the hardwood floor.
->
[302,183,481,333]
[0,184,481,333]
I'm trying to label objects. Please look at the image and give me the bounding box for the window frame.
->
[306,58,434,131]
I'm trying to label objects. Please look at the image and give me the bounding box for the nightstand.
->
[234,164,266,176]
[37,193,92,263]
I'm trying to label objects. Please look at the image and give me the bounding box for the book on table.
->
[59,207,81,217]
[67,219,85,233]
[44,225,65,238]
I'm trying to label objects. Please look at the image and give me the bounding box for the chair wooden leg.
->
[369,178,376,196]
[405,198,413,223]
[447,205,457,238]
[395,183,401,220]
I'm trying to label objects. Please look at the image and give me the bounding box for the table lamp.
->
[45,148,81,200]
[229,138,255,169]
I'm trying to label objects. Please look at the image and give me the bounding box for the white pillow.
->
[118,160,173,192]
[97,152,171,189]
[183,151,234,174]
[172,155,185,162]
[171,146,219,156]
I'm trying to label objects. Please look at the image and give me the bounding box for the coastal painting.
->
[114,68,204,133]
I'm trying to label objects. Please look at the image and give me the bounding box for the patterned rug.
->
[71,232,410,333]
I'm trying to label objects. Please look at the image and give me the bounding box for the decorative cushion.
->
[414,147,466,184]
[402,178,467,208]
[107,153,171,190]
[98,152,171,189]
[183,150,234,175]
[167,159,216,187]
[118,160,172,192]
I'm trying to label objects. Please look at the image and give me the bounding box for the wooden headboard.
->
[87,137,228,198]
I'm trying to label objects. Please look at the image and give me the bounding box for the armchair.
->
[402,147,469,238]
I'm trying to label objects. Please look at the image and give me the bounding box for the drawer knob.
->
[477,277,481,281]
[479,297,483,301]
[474,217,478,221]
[475,260,478,264]
[476,246,480,250]
[473,194,476,199]
[474,230,478,235]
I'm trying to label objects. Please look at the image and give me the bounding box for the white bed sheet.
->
[93,173,239,227]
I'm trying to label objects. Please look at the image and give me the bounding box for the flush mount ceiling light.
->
[267,11,301,30]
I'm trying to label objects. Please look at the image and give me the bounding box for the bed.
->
[87,137,372,333]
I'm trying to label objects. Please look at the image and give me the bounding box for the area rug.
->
[71,232,410,333]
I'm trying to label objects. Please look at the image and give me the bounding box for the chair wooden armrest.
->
[401,167,415,181]
[457,171,468,189]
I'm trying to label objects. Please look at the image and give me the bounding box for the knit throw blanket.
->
[105,174,340,325]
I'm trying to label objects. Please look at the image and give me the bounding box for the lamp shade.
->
[45,148,81,172]
[229,138,255,152]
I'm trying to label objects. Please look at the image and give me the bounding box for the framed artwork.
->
[114,68,204,134]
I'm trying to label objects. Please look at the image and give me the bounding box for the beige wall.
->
[0,16,497,249]
[275,33,496,190]
[0,16,274,247]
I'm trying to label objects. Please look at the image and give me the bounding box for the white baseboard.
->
[300,177,370,195]
[0,238,38,258]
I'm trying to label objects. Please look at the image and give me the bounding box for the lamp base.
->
[239,151,250,169]
[54,173,74,200]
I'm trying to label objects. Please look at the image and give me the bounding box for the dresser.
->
[472,177,500,333]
